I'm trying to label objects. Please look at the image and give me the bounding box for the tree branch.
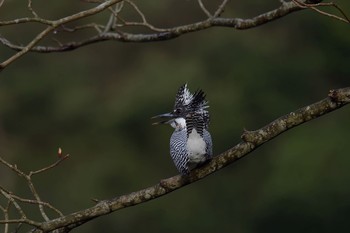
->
[9,86,344,232]
[0,150,70,231]
[0,0,124,71]
[1,0,348,71]
[292,0,350,23]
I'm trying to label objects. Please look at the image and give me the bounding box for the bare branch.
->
[0,201,10,233]
[0,1,305,56]
[0,17,54,26]
[27,0,39,18]
[28,181,50,221]
[0,219,41,228]
[58,23,105,34]
[104,6,119,33]
[198,0,212,18]
[0,151,69,230]
[0,26,54,71]
[0,157,27,178]
[1,0,348,71]
[113,0,167,32]
[0,187,27,219]
[0,0,124,71]
[292,0,350,23]
[29,154,69,177]
[213,0,229,18]
[0,186,63,217]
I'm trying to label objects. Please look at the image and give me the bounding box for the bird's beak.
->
[151,112,175,125]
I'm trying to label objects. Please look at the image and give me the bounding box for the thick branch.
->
[0,1,303,53]
[3,0,347,53]
[1,0,348,71]
[25,87,349,233]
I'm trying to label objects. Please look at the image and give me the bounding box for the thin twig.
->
[0,219,41,228]
[213,0,229,18]
[0,202,10,233]
[292,0,350,23]
[0,17,54,26]
[119,0,167,32]
[27,0,39,18]
[0,153,69,226]
[104,2,124,33]
[59,23,105,33]
[27,181,50,221]
[0,185,64,217]
[198,0,212,18]
[0,157,26,178]
[0,26,54,71]
[28,154,69,221]
[0,188,27,219]
[29,154,69,177]
[0,0,124,71]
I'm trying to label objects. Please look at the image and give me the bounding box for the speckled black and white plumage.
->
[170,128,189,174]
[170,127,212,175]
[170,84,212,175]
[153,84,212,175]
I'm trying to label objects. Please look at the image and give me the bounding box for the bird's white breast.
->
[186,129,206,163]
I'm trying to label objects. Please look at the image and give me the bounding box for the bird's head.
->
[152,84,209,129]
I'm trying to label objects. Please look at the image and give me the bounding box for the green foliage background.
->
[1,1,350,232]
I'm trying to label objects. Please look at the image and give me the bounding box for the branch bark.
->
[13,87,346,233]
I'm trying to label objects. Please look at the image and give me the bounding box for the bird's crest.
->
[190,89,209,113]
[186,91,210,137]
[174,84,209,110]
[174,84,210,136]
[174,83,193,109]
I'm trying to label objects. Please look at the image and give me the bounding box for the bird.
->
[152,84,213,175]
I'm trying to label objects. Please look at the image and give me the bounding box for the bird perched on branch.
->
[152,84,213,175]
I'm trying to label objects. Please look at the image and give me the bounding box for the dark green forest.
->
[1,1,350,232]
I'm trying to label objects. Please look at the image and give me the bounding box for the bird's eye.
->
[174,108,181,114]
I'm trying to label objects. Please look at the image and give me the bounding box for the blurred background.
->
[0,0,350,232]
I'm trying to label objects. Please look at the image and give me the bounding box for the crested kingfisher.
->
[152,84,213,175]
